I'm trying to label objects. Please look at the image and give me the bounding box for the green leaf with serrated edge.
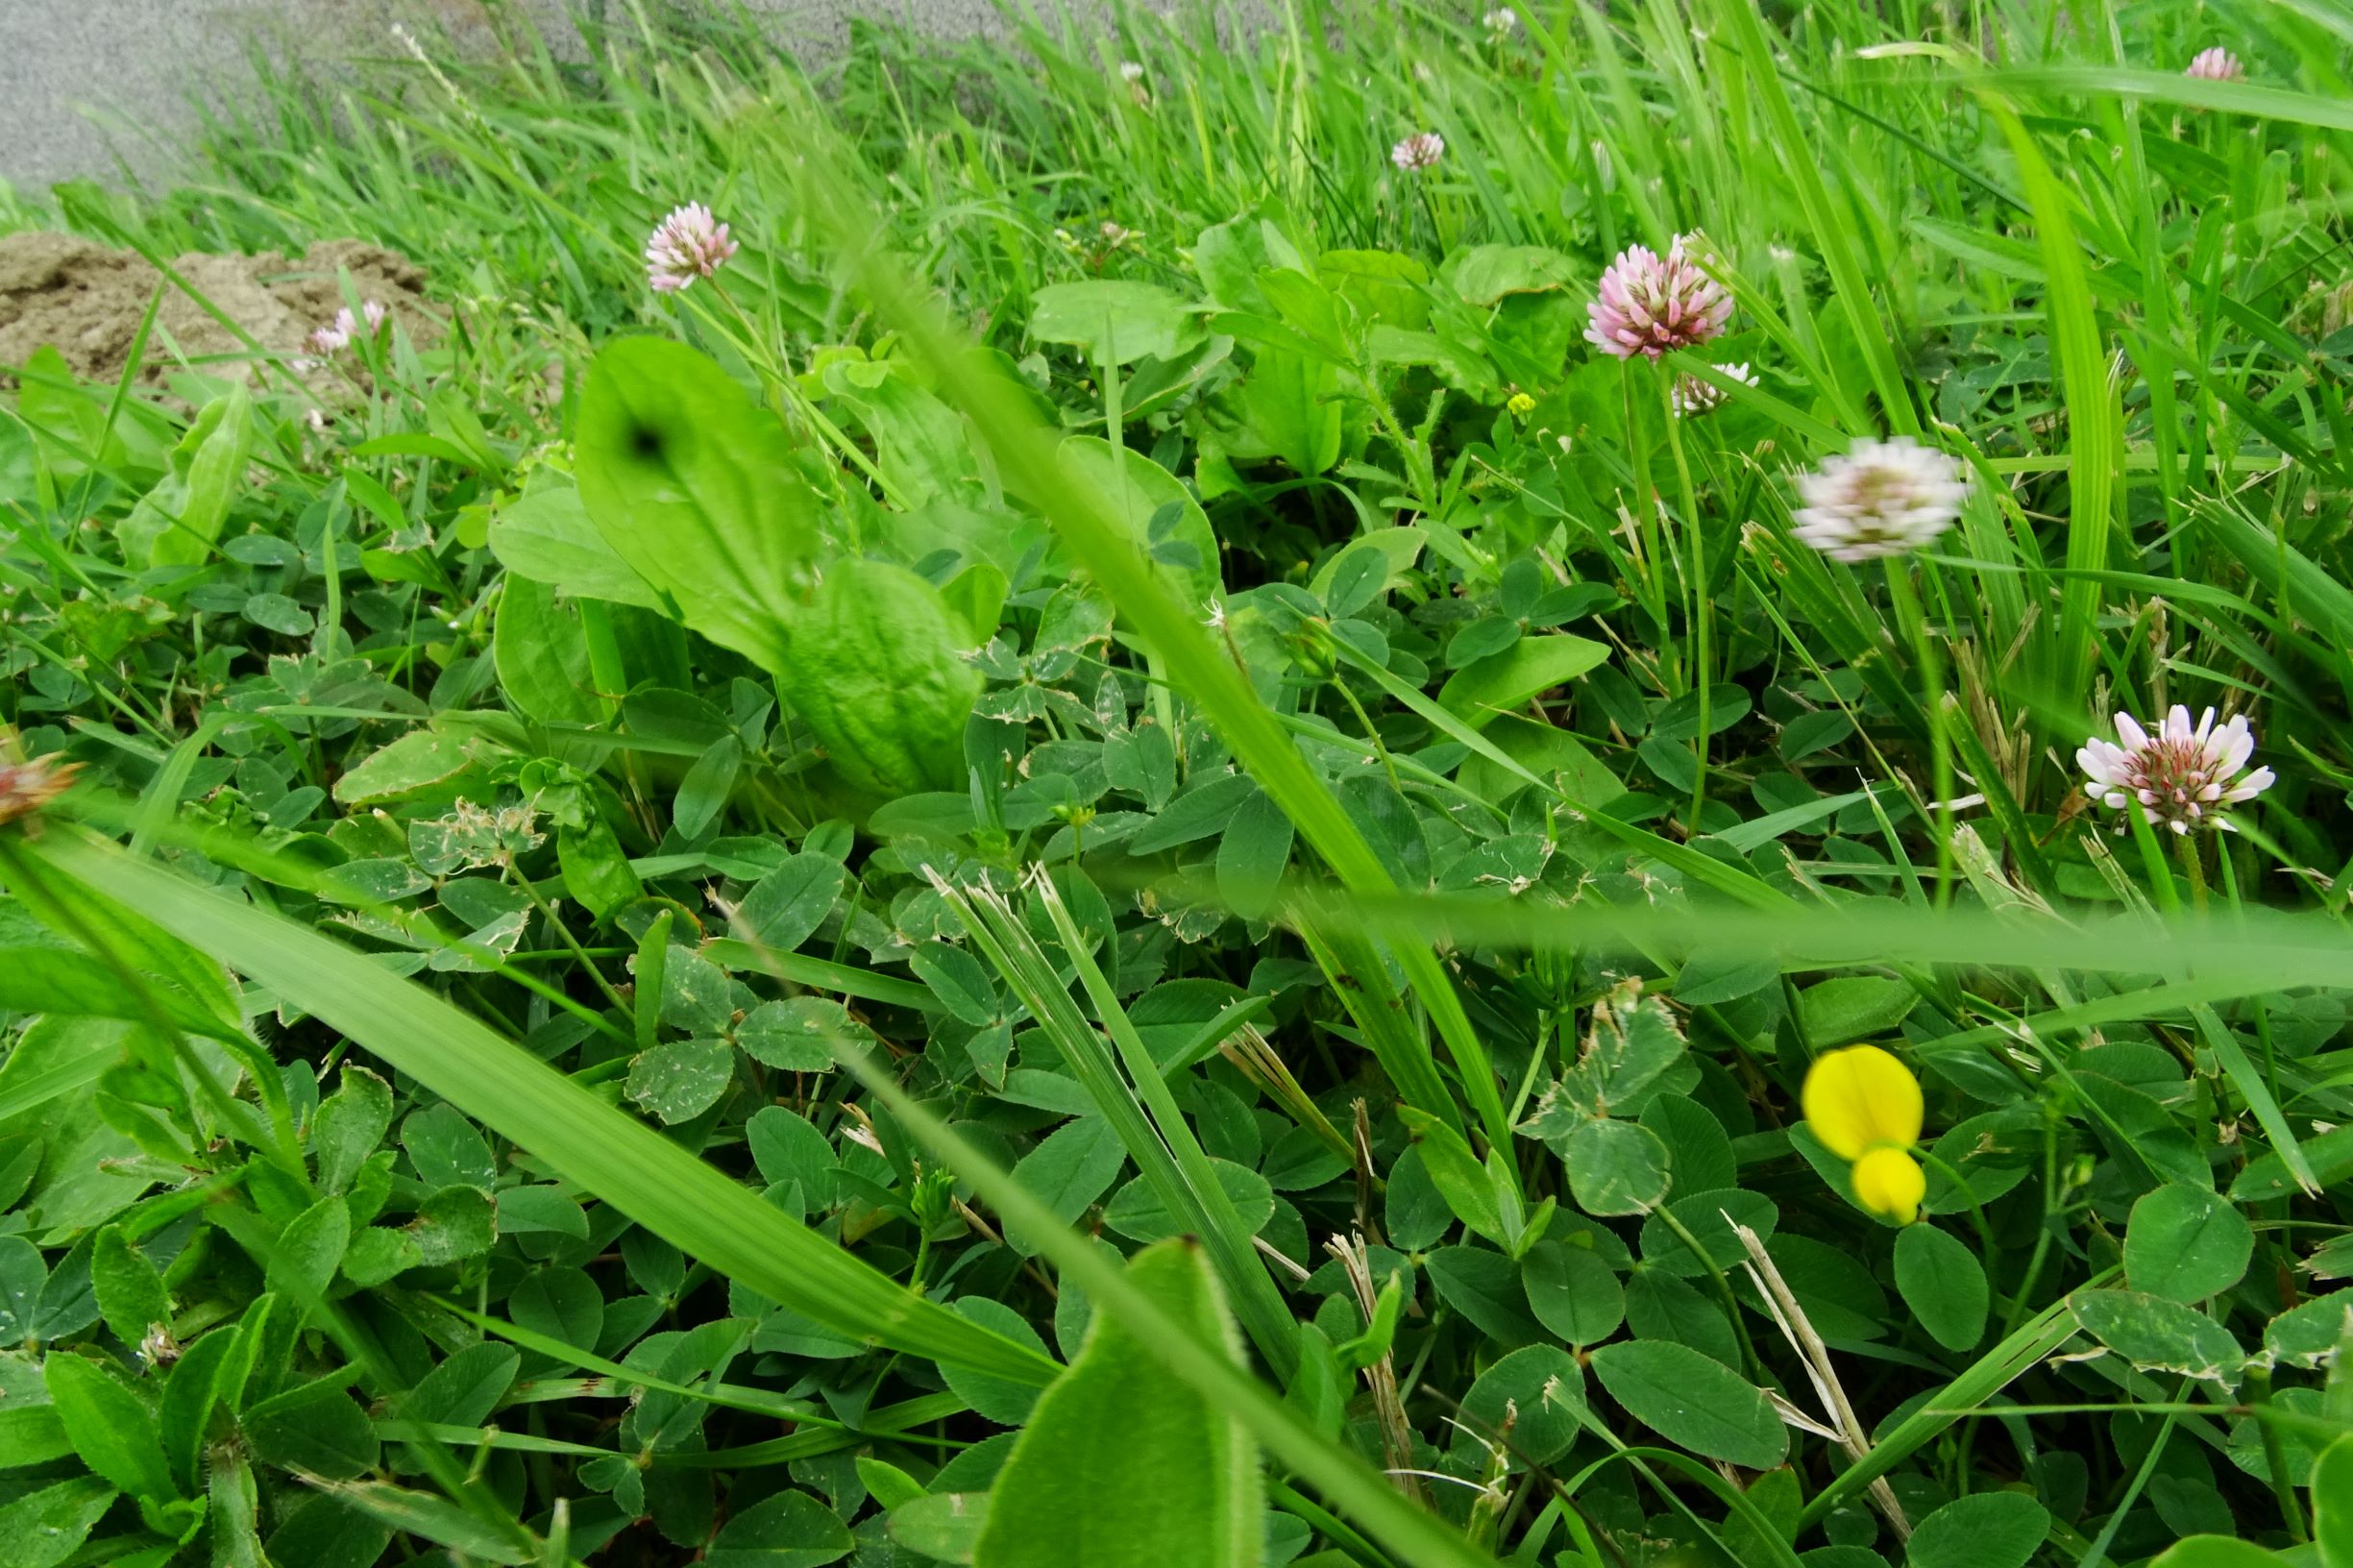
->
[973,1240,1261,1568]
[22,830,1059,1390]
[89,1227,168,1351]
[1559,1118,1671,1218]
[0,1476,116,1568]
[311,1066,393,1194]
[43,1354,176,1501]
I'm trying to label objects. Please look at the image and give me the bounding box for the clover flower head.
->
[1507,391,1536,417]
[646,202,738,294]
[2076,705,2275,835]
[1802,1045,1925,1224]
[2185,47,2243,82]
[1584,235,1732,361]
[1483,7,1520,34]
[0,746,79,827]
[1790,436,1969,561]
[1391,132,1445,172]
[1119,60,1146,83]
[1672,361,1756,418]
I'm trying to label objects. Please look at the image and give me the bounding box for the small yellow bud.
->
[1507,392,1536,417]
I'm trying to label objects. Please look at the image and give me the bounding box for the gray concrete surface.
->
[0,0,1013,195]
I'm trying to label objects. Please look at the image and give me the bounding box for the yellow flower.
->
[1802,1045,1926,1225]
[1851,1147,1926,1226]
[1507,392,1536,417]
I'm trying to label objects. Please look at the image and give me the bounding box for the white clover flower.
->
[1790,436,1968,560]
[1483,7,1520,34]
[1673,361,1756,417]
[2078,706,2275,835]
[1119,60,1146,83]
[1391,132,1445,172]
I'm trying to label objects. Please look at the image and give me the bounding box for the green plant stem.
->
[1656,369,1709,827]
[1880,559,1955,906]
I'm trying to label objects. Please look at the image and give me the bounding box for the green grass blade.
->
[925,872,1301,1378]
[1796,1290,2096,1529]
[19,827,1060,1389]
[1977,93,2121,703]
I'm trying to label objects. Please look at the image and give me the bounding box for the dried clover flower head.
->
[0,746,78,828]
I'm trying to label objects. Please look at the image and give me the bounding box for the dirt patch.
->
[0,233,438,386]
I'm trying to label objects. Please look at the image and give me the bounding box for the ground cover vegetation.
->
[1,0,2350,1564]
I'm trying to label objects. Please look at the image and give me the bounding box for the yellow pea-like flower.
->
[1850,1146,1927,1226]
[1802,1045,1924,1161]
[1802,1045,1927,1225]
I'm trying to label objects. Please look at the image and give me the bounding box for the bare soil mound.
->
[0,233,437,385]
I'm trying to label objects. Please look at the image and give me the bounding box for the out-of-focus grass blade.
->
[1977,93,2121,702]
[1982,66,2353,130]
[833,1044,1508,1568]
[1289,885,2353,994]
[787,126,1518,1165]
[20,828,1060,1389]
[2198,501,2353,647]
